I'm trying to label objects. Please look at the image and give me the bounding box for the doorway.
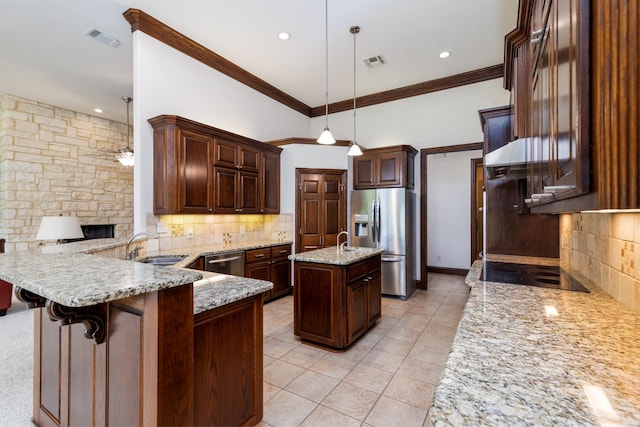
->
[295,169,347,253]
[470,158,484,264]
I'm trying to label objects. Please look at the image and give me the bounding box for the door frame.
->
[470,158,484,265]
[294,168,347,254]
[419,142,483,289]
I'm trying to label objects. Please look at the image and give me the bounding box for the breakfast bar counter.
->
[427,260,640,426]
[0,249,272,427]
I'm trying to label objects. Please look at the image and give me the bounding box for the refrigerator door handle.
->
[381,256,404,262]
[376,198,381,243]
[371,199,377,243]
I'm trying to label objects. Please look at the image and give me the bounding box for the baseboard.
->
[427,266,469,276]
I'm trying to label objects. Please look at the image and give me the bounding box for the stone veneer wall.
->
[0,94,134,252]
[153,213,294,251]
[560,212,640,314]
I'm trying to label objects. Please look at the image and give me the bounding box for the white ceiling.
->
[0,0,518,123]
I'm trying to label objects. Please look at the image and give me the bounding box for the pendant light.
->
[317,0,336,145]
[347,25,363,156]
[117,96,134,167]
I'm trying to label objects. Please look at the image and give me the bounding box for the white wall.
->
[132,30,510,275]
[427,150,482,269]
[132,32,310,230]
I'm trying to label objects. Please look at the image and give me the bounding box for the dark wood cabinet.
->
[193,294,263,426]
[245,244,292,302]
[294,255,381,349]
[260,151,280,214]
[506,0,639,211]
[480,106,559,259]
[353,145,417,189]
[148,115,282,215]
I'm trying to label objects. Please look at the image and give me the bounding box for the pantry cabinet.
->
[148,115,282,215]
[353,145,417,189]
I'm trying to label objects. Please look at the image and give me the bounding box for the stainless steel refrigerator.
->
[351,188,416,299]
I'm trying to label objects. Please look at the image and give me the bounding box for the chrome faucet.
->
[125,231,159,260]
[337,231,349,251]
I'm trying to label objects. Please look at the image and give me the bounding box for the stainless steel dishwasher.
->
[204,251,245,276]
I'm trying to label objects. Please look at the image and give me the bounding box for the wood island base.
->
[293,255,381,349]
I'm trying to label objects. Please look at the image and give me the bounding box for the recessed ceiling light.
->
[439,51,451,59]
[278,32,291,41]
[94,108,103,113]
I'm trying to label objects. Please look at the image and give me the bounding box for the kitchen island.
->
[290,247,384,349]
[428,260,640,426]
[0,250,272,427]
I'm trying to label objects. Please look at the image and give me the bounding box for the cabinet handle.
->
[236,165,243,169]
[254,254,266,258]
[279,250,288,254]
[235,209,242,212]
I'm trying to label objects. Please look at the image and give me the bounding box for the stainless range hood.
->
[484,138,530,180]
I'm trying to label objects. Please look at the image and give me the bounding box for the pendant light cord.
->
[353,27,357,144]
[324,0,329,128]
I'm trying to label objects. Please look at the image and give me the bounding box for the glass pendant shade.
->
[317,128,336,145]
[347,142,363,156]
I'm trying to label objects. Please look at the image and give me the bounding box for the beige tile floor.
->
[259,273,469,427]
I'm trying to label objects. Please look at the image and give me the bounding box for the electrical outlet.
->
[156,222,168,234]
[186,229,193,239]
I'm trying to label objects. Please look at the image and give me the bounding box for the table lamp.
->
[36,215,84,244]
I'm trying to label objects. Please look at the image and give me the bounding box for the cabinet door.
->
[376,152,402,187]
[260,151,280,214]
[212,139,238,168]
[366,270,381,325]
[270,257,291,299]
[213,167,237,213]
[179,130,213,213]
[238,171,259,213]
[353,156,375,189]
[347,280,368,342]
[239,145,260,172]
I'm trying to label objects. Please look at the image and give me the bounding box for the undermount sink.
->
[340,246,365,252]
[136,255,188,266]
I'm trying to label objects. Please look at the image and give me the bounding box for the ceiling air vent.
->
[363,55,386,68]
[85,28,122,48]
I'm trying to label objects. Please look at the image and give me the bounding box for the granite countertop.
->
[192,272,272,315]
[0,239,284,312]
[143,239,293,268]
[0,251,203,307]
[288,246,384,265]
[428,260,640,426]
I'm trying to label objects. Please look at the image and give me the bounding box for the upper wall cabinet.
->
[353,145,417,189]
[505,0,639,211]
[148,115,282,215]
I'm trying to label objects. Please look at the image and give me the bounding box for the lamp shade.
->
[36,216,84,241]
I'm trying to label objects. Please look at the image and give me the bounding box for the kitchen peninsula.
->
[290,247,384,349]
[0,249,273,427]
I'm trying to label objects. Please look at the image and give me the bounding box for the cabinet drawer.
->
[270,245,291,259]
[367,255,381,272]
[245,247,271,263]
[347,260,368,282]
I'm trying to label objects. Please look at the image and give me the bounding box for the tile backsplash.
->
[561,212,640,314]
[151,213,294,251]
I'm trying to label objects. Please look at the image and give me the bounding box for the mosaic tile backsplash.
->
[150,214,294,252]
[560,212,640,314]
